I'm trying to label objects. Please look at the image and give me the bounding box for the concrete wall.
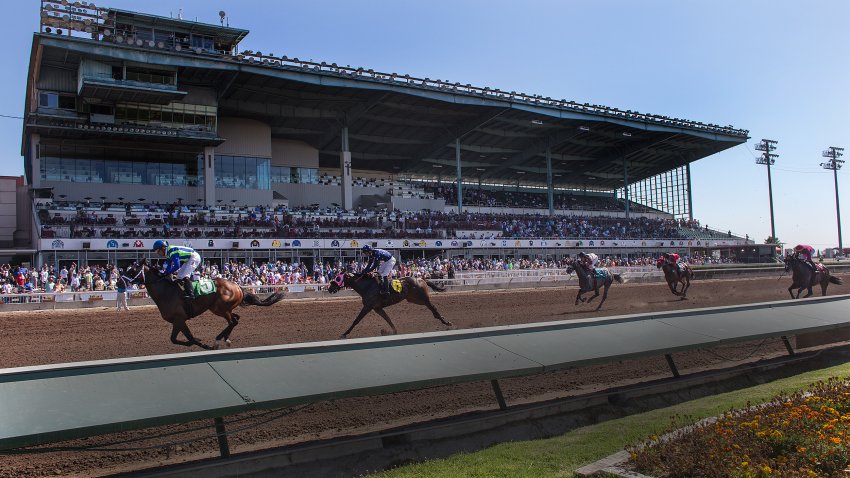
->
[42,181,204,205]
[182,86,217,106]
[392,196,446,212]
[275,183,340,208]
[272,139,318,168]
[0,177,18,247]
[216,118,272,158]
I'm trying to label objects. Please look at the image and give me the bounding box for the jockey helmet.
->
[794,244,805,251]
[577,252,586,258]
[361,244,372,252]
[152,240,168,251]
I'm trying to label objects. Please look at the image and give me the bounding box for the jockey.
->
[662,252,682,272]
[361,244,396,295]
[793,244,817,274]
[577,252,599,272]
[152,240,201,299]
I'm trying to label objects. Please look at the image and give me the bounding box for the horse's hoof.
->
[445,322,453,327]
[380,329,389,336]
[340,334,348,340]
[212,341,221,350]
[225,339,232,347]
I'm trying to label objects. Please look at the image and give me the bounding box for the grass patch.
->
[367,362,850,478]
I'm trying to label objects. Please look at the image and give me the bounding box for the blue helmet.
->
[152,240,168,251]
[361,244,372,252]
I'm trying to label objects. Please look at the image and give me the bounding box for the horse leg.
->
[788,284,796,299]
[595,284,610,311]
[423,300,452,327]
[821,278,829,296]
[214,311,239,348]
[803,286,814,298]
[341,305,372,339]
[170,322,211,350]
[667,280,680,296]
[575,289,585,305]
[586,288,600,304]
[372,308,398,336]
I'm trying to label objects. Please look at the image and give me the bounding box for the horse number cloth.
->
[391,279,403,293]
[592,268,607,280]
[192,278,216,296]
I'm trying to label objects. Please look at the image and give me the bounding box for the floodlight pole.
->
[755,139,778,241]
[455,138,463,213]
[821,146,844,253]
[546,140,553,215]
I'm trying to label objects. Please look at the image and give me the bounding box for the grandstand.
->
[20,1,768,268]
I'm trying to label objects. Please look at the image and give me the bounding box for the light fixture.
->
[579,126,590,131]
[432,164,443,168]
[475,168,485,171]
[622,132,632,137]
[531,119,543,125]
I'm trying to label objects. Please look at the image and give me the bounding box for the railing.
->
[1,295,846,454]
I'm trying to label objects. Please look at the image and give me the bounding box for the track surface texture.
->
[0,274,847,477]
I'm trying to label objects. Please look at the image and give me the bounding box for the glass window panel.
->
[257,159,270,189]
[173,163,186,186]
[133,162,147,185]
[136,106,150,122]
[290,167,299,184]
[58,96,76,110]
[244,157,257,189]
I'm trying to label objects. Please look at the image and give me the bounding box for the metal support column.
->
[490,379,508,410]
[664,353,680,378]
[203,146,215,207]
[546,142,554,215]
[833,166,843,253]
[340,126,353,210]
[781,336,795,356]
[456,138,463,213]
[685,163,694,221]
[214,417,230,457]
[623,157,630,218]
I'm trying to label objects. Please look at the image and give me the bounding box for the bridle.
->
[332,272,345,288]
[124,264,146,285]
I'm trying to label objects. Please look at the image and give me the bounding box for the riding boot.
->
[182,277,195,300]
[380,276,390,295]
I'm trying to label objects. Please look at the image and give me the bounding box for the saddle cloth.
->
[815,263,827,274]
[191,278,216,296]
[592,268,607,280]
[391,279,403,293]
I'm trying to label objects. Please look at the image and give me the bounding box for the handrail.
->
[0,295,845,452]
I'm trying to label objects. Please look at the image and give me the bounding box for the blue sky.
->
[4,1,849,251]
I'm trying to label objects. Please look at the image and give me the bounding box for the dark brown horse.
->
[783,254,843,299]
[565,258,624,310]
[124,259,285,349]
[656,258,694,298]
[327,272,452,338]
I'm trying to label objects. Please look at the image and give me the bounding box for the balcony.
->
[27,113,224,146]
[78,74,187,104]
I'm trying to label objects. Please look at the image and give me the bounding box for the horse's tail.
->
[425,279,446,292]
[241,288,285,307]
[829,276,844,285]
[613,274,625,284]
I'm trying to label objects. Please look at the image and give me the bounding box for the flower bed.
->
[628,377,850,477]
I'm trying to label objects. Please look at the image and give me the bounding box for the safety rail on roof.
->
[38,2,747,139]
[0,295,847,454]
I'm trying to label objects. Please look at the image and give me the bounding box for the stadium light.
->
[821,146,844,253]
[531,119,543,125]
[579,126,590,132]
[755,138,778,242]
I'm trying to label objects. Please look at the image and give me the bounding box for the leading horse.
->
[125,259,285,349]
[657,258,694,298]
[327,272,452,338]
[783,254,843,299]
[565,258,624,310]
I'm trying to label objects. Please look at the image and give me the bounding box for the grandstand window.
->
[271,166,290,184]
[215,155,271,190]
[38,92,76,111]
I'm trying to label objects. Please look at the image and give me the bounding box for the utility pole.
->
[755,139,778,241]
[821,146,844,255]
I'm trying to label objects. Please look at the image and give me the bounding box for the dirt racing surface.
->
[0,275,846,477]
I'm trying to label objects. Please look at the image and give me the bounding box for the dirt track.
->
[0,275,847,477]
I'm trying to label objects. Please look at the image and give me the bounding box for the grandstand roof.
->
[31,23,749,190]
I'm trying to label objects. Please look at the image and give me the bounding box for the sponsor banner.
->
[40,238,751,250]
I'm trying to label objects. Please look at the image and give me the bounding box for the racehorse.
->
[783,254,843,299]
[565,258,624,310]
[656,258,694,298]
[124,259,285,349]
[327,272,453,338]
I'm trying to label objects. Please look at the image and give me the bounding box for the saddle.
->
[176,277,216,298]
